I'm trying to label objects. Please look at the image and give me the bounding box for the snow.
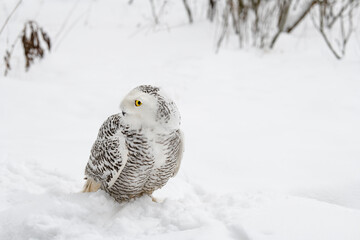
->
[1,0,360,239]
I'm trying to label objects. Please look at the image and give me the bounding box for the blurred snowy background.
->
[0,0,360,239]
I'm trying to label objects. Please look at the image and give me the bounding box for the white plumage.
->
[83,85,184,202]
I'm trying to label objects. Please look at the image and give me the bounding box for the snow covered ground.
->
[1,0,360,239]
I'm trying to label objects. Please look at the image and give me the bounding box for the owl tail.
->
[82,178,101,192]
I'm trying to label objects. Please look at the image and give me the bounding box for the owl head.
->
[120,85,181,130]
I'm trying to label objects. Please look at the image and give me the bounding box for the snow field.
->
[1,0,360,239]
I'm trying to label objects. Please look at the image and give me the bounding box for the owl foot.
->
[150,195,159,203]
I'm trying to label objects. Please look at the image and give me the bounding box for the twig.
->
[207,0,217,22]
[54,10,87,51]
[269,0,292,49]
[4,32,21,76]
[327,0,352,29]
[149,0,159,25]
[286,1,317,33]
[320,28,342,59]
[314,2,342,59]
[216,3,230,53]
[157,0,168,22]
[0,0,23,37]
[54,0,80,42]
[182,0,193,24]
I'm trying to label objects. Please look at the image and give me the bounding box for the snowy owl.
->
[83,85,184,202]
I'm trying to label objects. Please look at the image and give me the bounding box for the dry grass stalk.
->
[4,20,51,76]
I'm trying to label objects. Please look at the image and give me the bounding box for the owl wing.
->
[84,114,128,189]
[172,130,184,177]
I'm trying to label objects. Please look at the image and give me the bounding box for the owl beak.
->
[122,111,126,116]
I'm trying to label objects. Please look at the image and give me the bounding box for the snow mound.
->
[1,160,360,240]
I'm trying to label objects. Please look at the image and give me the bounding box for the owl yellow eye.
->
[135,100,142,107]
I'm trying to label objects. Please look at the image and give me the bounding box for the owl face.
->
[120,85,180,130]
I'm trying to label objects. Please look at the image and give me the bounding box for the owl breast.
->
[103,127,180,202]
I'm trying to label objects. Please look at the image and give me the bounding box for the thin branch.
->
[320,28,342,59]
[270,0,292,49]
[54,10,87,51]
[286,0,317,33]
[0,0,23,37]
[216,3,230,53]
[207,0,217,22]
[339,3,354,56]
[3,32,21,76]
[313,2,342,59]
[157,0,168,21]
[149,0,159,25]
[182,0,193,24]
[327,0,352,28]
[229,0,240,35]
[54,0,80,41]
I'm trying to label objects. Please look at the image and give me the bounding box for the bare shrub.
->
[148,0,168,25]
[311,0,359,59]
[215,0,359,59]
[217,0,319,50]
[270,0,317,48]
[217,0,280,50]
[251,0,279,48]
[4,21,51,76]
